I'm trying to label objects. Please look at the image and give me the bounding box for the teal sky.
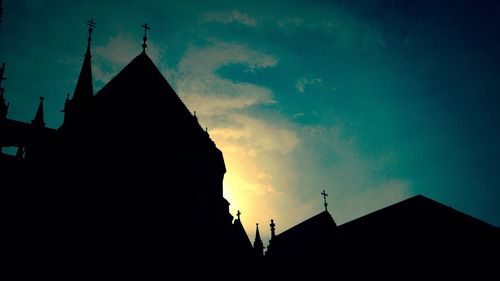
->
[1,0,499,244]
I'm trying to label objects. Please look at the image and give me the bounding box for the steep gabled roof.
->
[266,211,337,258]
[91,52,208,139]
[94,52,189,115]
[233,218,253,251]
[333,196,500,280]
[86,51,225,174]
[275,211,337,243]
[338,194,498,232]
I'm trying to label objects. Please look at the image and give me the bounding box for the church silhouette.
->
[1,20,499,280]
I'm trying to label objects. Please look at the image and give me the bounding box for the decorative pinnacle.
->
[141,23,150,53]
[270,219,276,239]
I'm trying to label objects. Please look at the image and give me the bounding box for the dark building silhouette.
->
[265,195,500,280]
[1,22,255,280]
[2,20,499,281]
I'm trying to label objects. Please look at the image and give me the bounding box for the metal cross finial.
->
[141,23,150,52]
[236,210,241,220]
[87,19,96,42]
[321,189,329,211]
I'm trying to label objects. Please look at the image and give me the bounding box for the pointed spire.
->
[70,19,95,107]
[255,223,262,241]
[32,96,45,128]
[253,223,264,257]
[141,23,150,53]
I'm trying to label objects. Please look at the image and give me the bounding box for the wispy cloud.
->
[203,10,258,27]
[295,76,323,93]
[292,125,411,225]
[174,41,302,239]
[87,10,400,244]
[293,112,304,119]
[274,13,386,52]
[277,17,340,30]
[173,40,409,245]
[176,41,277,113]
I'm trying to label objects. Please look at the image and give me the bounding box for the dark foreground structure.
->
[1,22,499,280]
[2,23,253,280]
[265,195,500,280]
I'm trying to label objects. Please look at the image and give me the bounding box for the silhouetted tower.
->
[63,19,95,126]
[31,97,45,128]
[0,62,8,120]
[253,223,264,257]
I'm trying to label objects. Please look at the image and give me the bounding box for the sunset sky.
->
[1,0,499,245]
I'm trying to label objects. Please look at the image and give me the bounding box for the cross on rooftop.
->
[321,189,328,211]
[141,23,150,52]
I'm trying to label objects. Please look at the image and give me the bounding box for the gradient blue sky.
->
[1,0,499,244]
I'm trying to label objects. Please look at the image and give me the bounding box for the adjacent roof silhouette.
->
[266,210,337,259]
[333,195,500,280]
[265,195,499,280]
